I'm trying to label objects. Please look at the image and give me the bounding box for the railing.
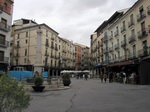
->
[14,53,20,57]
[147,5,150,15]
[109,47,113,52]
[114,44,119,50]
[109,35,113,40]
[0,40,9,48]
[128,34,136,43]
[45,52,49,56]
[0,22,10,32]
[51,45,54,49]
[121,25,126,33]
[137,29,148,39]
[128,20,135,28]
[128,52,137,59]
[45,42,49,47]
[103,47,108,53]
[114,30,119,37]
[103,35,108,43]
[15,44,20,49]
[137,11,146,22]
[121,40,126,47]
[138,47,150,57]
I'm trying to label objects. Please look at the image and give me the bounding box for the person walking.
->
[100,74,104,83]
[103,73,107,83]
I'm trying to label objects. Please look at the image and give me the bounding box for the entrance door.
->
[139,61,150,85]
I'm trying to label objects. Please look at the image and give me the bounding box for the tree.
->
[0,72,32,112]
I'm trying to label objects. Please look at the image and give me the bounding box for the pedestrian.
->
[100,74,103,83]
[103,73,107,83]
[109,72,113,83]
[84,74,88,80]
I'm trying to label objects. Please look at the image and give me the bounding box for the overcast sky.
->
[13,0,137,47]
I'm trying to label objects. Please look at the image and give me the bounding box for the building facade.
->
[91,0,150,84]
[0,0,14,71]
[11,19,76,76]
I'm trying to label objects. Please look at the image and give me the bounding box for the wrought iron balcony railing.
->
[128,20,135,28]
[128,34,136,43]
[137,11,146,22]
[137,29,148,39]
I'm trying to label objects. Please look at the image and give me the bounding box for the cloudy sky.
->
[13,0,137,47]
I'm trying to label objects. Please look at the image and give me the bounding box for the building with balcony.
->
[11,18,77,77]
[90,0,150,84]
[0,0,14,71]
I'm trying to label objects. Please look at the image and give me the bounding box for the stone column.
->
[34,27,43,76]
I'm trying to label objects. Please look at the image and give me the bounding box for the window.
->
[17,34,20,39]
[25,49,27,56]
[1,18,7,28]
[0,51,4,61]
[17,41,19,47]
[4,3,7,11]
[133,45,136,54]
[0,34,5,45]
[46,31,48,37]
[24,58,27,63]
[25,39,28,44]
[131,29,135,36]
[130,14,134,22]
[141,21,145,31]
[26,32,28,37]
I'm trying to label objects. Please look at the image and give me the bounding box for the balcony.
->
[100,42,103,47]
[137,29,148,39]
[114,44,119,50]
[0,57,9,63]
[14,53,20,57]
[114,30,119,37]
[137,11,146,22]
[51,45,54,49]
[15,44,20,49]
[138,47,149,57]
[45,42,49,47]
[147,5,150,15]
[103,47,108,53]
[128,52,137,59]
[121,26,126,33]
[45,52,49,56]
[103,34,108,43]
[0,22,10,32]
[109,35,113,41]
[109,47,113,52]
[128,20,135,28]
[0,40,9,48]
[128,34,136,43]
[121,40,126,47]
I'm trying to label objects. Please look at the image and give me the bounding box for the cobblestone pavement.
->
[25,78,150,112]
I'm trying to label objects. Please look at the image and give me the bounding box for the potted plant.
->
[32,76,45,92]
[62,73,71,86]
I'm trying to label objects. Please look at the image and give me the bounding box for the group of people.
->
[99,71,139,84]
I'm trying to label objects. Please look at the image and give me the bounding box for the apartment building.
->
[11,19,60,75]
[59,38,75,70]
[0,0,14,71]
[11,19,76,76]
[91,0,150,84]
[74,43,89,70]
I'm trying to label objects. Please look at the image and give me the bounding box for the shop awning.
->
[107,60,134,67]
